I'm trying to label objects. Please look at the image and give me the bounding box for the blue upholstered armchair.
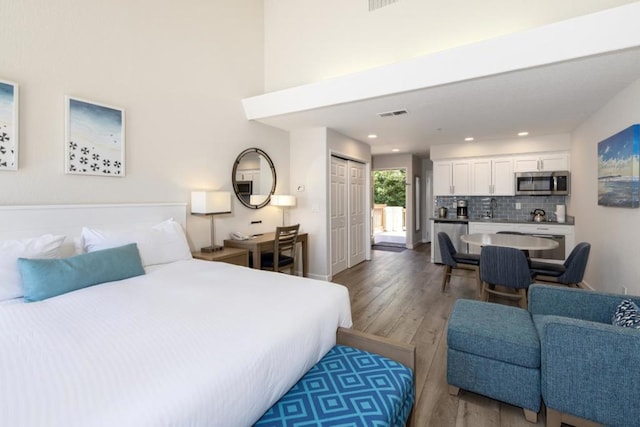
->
[528,285,640,427]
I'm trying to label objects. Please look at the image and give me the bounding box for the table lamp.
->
[191,191,231,252]
[249,194,268,206]
[270,194,296,226]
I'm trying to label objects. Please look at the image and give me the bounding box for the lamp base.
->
[201,245,224,253]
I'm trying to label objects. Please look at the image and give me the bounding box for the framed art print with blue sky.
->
[0,79,19,171]
[597,124,639,208]
[65,96,125,176]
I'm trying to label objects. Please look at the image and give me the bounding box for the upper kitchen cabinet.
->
[470,156,514,196]
[235,169,259,181]
[433,160,470,196]
[513,152,570,173]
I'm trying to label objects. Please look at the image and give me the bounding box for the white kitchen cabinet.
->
[467,221,575,259]
[470,157,514,196]
[492,157,515,195]
[513,152,570,172]
[433,160,470,195]
[513,223,575,259]
[470,158,491,195]
[433,161,453,196]
[235,169,260,181]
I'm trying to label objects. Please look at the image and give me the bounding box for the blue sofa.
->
[529,285,640,427]
[447,284,640,426]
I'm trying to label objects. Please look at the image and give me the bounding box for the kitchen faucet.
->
[489,198,497,219]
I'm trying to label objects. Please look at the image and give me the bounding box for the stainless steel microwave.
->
[236,181,252,196]
[515,171,570,196]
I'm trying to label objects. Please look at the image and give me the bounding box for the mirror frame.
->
[232,148,277,209]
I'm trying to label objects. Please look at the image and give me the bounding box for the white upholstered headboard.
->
[0,203,187,256]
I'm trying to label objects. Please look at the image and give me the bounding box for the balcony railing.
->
[373,204,406,233]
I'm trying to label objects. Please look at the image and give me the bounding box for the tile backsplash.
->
[435,195,568,222]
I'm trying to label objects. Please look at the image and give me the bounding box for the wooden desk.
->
[192,247,249,267]
[461,233,559,251]
[224,232,308,277]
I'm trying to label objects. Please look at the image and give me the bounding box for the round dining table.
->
[461,233,559,251]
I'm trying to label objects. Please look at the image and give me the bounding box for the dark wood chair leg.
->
[441,265,452,292]
[474,267,482,296]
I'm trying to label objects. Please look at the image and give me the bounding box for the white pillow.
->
[0,234,66,301]
[81,219,192,267]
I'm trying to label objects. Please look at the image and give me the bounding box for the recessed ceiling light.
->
[518,131,529,137]
[368,134,377,139]
[464,137,474,142]
[392,148,400,152]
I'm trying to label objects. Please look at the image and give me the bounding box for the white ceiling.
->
[252,47,640,157]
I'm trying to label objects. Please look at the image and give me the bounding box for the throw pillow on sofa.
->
[612,299,640,329]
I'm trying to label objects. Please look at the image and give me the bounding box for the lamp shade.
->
[249,194,269,205]
[191,191,231,214]
[270,195,296,207]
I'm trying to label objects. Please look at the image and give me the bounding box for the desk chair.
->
[480,245,534,309]
[529,242,591,287]
[260,224,300,274]
[437,232,481,294]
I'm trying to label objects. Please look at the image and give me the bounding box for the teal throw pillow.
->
[18,243,145,302]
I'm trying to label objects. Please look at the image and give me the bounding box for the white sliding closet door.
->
[348,161,366,267]
[331,156,348,275]
[331,156,367,276]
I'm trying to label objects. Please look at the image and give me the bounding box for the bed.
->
[0,204,353,427]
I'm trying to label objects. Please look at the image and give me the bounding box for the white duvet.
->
[0,260,352,427]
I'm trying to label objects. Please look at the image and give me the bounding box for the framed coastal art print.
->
[0,80,19,171]
[597,124,639,208]
[65,96,125,176]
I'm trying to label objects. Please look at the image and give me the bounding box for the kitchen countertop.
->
[430,216,575,225]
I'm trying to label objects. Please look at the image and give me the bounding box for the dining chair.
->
[437,232,481,294]
[480,245,534,309]
[260,224,300,274]
[496,231,529,257]
[529,242,591,287]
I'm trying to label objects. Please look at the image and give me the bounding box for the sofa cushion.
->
[612,299,640,329]
[453,252,480,266]
[447,299,540,368]
[529,260,565,277]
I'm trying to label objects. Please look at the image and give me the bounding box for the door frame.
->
[371,167,408,247]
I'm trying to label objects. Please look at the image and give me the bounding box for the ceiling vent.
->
[369,0,399,12]
[377,109,408,118]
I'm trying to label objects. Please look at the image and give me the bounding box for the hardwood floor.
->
[331,244,546,427]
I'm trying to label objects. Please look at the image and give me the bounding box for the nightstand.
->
[192,247,249,267]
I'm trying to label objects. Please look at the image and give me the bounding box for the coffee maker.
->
[456,199,468,219]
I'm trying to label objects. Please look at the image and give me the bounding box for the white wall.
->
[422,158,434,242]
[289,127,371,279]
[289,128,329,279]
[571,77,640,295]
[263,0,635,91]
[0,0,290,250]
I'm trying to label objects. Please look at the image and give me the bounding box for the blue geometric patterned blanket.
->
[254,345,414,427]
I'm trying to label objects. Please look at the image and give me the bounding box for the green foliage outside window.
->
[373,169,406,207]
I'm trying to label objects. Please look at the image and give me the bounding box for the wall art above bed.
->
[0,79,19,171]
[65,96,125,177]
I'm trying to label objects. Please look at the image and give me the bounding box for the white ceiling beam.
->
[243,2,640,121]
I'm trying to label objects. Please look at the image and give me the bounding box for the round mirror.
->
[232,148,277,209]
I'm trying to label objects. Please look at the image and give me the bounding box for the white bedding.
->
[0,260,352,427]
